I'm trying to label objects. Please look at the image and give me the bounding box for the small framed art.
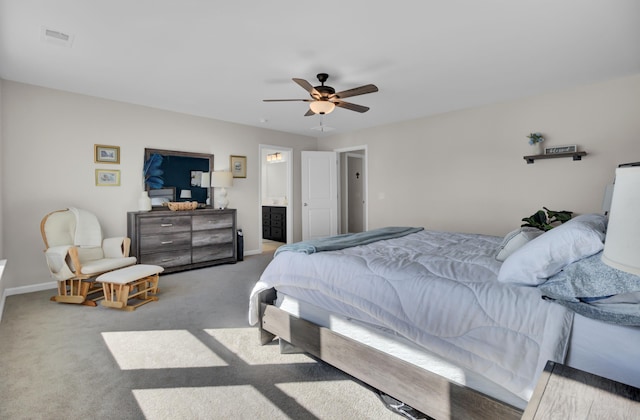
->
[544,145,577,155]
[230,155,247,178]
[95,169,121,186]
[190,170,204,187]
[94,144,120,164]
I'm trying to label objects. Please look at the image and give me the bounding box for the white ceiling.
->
[1,1,639,138]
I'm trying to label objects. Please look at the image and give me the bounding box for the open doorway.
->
[259,145,293,253]
[337,146,368,234]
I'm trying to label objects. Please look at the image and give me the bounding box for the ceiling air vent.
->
[41,26,74,47]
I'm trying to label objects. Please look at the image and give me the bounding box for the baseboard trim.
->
[5,281,57,297]
[1,281,57,323]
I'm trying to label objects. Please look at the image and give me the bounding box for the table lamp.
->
[211,171,233,209]
[602,166,640,275]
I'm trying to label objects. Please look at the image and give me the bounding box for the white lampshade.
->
[211,171,233,188]
[309,100,335,115]
[602,166,640,275]
[180,189,192,199]
[211,171,233,209]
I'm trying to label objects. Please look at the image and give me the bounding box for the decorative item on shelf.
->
[165,201,198,211]
[211,171,233,209]
[138,191,152,211]
[526,132,545,155]
[544,145,577,155]
[602,166,640,275]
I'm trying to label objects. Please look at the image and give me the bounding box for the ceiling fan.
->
[263,73,378,116]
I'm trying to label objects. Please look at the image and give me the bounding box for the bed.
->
[248,215,640,419]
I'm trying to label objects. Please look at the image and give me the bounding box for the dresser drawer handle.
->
[160,241,174,245]
[160,223,173,227]
[161,258,174,262]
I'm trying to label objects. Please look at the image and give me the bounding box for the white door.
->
[301,151,338,240]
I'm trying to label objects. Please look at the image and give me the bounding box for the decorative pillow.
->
[495,227,545,262]
[497,214,607,286]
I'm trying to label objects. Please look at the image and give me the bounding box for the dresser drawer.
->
[192,228,233,247]
[192,213,234,231]
[139,216,191,235]
[192,244,234,263]
[140,232,191,253]
[139,250,191,268]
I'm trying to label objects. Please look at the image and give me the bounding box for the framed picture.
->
[95,169,120,186]
[190,170,204,187]
[230,155,247,178]
[94,144,120,164]
[544,145,577,155]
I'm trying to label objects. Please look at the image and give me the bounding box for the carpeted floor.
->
[0,252,400,419]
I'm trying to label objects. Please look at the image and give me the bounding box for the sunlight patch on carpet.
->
[204,327,315,365]
[276,380,399,419]
[102,330,227,370]
[133,386,287,419]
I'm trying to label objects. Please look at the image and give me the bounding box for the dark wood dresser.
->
[262,206,286,242]
[127,208,236,273]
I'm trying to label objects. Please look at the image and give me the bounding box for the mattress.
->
[250,229,573,401]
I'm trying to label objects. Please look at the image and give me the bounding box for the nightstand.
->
[523,361,640,419]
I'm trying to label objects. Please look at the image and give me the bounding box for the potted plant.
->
[521,207,573,231]
[527,132,545,154]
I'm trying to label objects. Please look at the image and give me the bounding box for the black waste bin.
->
[237,229,244,261]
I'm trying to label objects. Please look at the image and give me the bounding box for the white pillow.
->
[497,214,607,286]
[495,227,545,262]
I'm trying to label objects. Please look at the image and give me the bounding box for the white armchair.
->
[41,208,137,305]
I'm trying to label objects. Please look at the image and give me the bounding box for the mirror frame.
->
[144,148,214,209]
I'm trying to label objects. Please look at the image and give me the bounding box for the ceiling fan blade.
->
[263,99,312,102]
[293,78,321,99]
[304,109,315,117]
[331,84,378,100]
[333,100,370,113]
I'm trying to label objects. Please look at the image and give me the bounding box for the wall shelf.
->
[523,151,587,164]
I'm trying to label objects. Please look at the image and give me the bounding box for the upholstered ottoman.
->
[97,264,163,311]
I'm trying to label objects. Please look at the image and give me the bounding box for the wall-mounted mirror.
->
[144,148,214,208]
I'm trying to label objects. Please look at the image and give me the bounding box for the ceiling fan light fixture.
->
[309,100,335,115]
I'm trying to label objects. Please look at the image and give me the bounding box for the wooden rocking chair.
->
[40,208,137,306]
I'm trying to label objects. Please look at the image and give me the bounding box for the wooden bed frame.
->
[257,289,523,420]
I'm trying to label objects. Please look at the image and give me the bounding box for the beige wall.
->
[0,81,316,290]
[320,74,640,236]
[2,74,639,292]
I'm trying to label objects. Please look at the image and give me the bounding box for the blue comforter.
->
[274,226,423,256]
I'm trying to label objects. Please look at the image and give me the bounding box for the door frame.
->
[258,144,293,251]
[344,152,366,233]
[336,145,368,233]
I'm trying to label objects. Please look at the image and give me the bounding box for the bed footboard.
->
[257,299,523,420]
